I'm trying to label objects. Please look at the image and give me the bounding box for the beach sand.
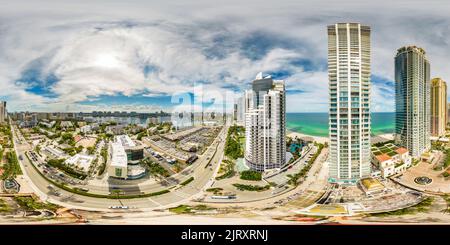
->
[287,132,329,144]
[371,133,395,144]
[287,132,395,145]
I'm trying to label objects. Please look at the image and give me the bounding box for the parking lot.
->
[26,151,84,186]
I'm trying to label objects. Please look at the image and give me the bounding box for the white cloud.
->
[0,0,449,112]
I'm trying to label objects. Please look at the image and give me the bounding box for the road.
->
[11,122,229,212]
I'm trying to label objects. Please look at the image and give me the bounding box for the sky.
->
[0,0,450,113]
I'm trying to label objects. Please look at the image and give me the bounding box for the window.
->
[115,168,122,177]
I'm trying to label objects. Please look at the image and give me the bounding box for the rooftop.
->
[360,178,384,191]
[395,147,408,155]
[115,134,136,148]
[163,126,203,141]
[110,142,128,168]
[375,153,391,163]
[396,45,426,56]
[64,154,94,172]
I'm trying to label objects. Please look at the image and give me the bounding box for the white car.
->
[109,206,129,209]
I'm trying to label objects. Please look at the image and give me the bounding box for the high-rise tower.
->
[244,73,286,172]
[0,101,6,123]
[328,23,371,184]
[395,46,430,157]
[430,78,447,137]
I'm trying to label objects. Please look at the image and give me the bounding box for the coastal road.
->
[11,123,228,211]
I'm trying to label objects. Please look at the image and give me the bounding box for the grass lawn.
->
[13,196,60,212]
[0,198,11,213]
[169,204,216,214]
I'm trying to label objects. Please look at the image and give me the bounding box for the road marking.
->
[171,190,192,199]
[146,197,162,206]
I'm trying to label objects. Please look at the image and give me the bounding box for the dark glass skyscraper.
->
[395,46,430,157]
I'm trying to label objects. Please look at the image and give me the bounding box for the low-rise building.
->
[64,154,95,173]
[77,121,87,127]
[106,125,126,135]
[19,120,38,128]
[60,121,73,128]
[371,143,412,178]
[43,146,66,159]
[359,177,386,196]
[80,125,92,134]
[108,142,128,179]
[39,121,56,128]
[142,136,197,164]
[115,135,144,164]
[421,152,434,162]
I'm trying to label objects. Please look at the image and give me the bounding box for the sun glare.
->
[93,53,120,68]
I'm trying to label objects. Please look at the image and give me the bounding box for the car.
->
[109,206,129,209]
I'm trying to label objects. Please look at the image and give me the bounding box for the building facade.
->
[234,96,245,125]
[115,135,144,164]
[244,73,286,172]
[0,101,6,123]
[108,142,128,179]
[327,23,371,184]
[430,78,447,137]
[371,143,412,178]
[395,46,430,157]
[448,103,450,124]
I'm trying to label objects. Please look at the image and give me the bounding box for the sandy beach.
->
[287,131,329,144]
[287,131,395,145]
[371,133,395,144]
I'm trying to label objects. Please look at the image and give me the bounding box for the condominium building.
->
[0,101,6,123]
[395,46,430,157]
[448,103,450,124]
[234,96,245,125]
[244,72,286,172]
[327,23,371,184]
[430,78,447,137]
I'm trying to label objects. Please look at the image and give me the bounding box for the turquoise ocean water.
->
[286,112,394,137]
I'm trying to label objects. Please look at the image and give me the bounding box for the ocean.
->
[286,112,395,137]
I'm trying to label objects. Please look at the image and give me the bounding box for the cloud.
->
[0,0,449,112]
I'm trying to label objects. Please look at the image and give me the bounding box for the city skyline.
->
[1,1,450,113]
[2,1,450,228]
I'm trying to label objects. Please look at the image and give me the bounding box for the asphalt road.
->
[11,123,228,211]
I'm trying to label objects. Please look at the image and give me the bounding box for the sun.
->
[93,53,121,68]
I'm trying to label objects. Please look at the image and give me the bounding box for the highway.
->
[11,122,229,212]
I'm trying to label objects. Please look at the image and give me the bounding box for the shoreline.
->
[287,130,395,144]
[287,131,329,144]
